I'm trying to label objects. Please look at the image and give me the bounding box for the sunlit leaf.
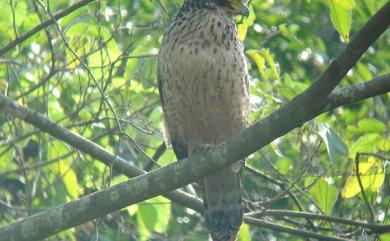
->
[381,233,390,241]
[0,147,16,170]
[237,22,249,41]
[356,62,372,80]
[247,49,279,81]
[275,157,292,174]
[262,49,280,81]
[342,156,385,198]
[324,0,355,42]
[111,77,127,89]
[247,49,266,78]
[62,162,78,199]
[127,204,138,216]
[10,1,27,26]
[48,141,79,199]
[238,223,251,241]
[349,134,381,158]
[57,228,76,241]
[378,138,390,151]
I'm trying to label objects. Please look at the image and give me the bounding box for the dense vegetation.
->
[0,0,389,240]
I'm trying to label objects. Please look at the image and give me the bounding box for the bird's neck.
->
[166,7,235,42]
[179,0,231,16]
[181,0,208,10]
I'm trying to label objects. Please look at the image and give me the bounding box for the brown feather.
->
[157,3,249,240]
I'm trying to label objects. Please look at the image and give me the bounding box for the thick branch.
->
[0,0,94,57]
[0,3,389,241]
[325,74,390,110]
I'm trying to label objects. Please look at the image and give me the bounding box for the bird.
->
[157,0,250,240]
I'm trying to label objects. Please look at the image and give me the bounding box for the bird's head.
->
[183,0,250,17]
[223,0,250,17]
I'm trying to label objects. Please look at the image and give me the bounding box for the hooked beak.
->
[240,4,250,17]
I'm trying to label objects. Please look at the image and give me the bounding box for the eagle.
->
[157,0,250,240]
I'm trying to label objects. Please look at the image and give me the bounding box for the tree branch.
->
[247,209,390,234]
[325,73,390,111]
[0,0,94,57]
[0,2,389,241]
[245,217,348,241]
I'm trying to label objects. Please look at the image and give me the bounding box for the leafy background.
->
[0,0,389,240]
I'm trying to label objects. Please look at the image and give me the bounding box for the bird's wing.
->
[157,65,189,160]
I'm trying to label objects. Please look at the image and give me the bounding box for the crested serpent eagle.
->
[157,0,250,240]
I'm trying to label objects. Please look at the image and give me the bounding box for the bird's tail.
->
[202,164,243,241]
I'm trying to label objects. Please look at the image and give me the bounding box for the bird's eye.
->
[225,0,249,16]
[227,0,244,9]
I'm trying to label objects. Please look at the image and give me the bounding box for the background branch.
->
[245,217,348,241]
[248,209,390,234]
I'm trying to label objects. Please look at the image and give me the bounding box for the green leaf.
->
[247,49,279,81]
[275,157,292,174]
[237,22,249,41]
[279,74,309,100]
[356,62,372,80]
[305,177,338,214]
[349,133,381,158]
[378,137,390,151]
[247,49,266,78]
[347,118,386,135]
[127,204,138,216]
[137,196,172,241]
[57,229,76,241]
[238,223,251,241]
[0,79,8,95]
[48,141,79,199]
[317,123,348,163]
[10,1,27,26]
[279,23,300,40]
[324,0,355,42]
[61,163,78,199]
[342,156,385,198]
[0,147,16,170]
[262,49,280,81]
[381,233,390,241]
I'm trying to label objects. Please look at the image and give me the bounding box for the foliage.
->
[0,0,389,240]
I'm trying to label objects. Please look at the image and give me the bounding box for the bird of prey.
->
[157,0,250,240]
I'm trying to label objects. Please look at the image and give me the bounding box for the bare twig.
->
[245,217,348,241]
[246,209,390,234]
[355,153,376,222]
